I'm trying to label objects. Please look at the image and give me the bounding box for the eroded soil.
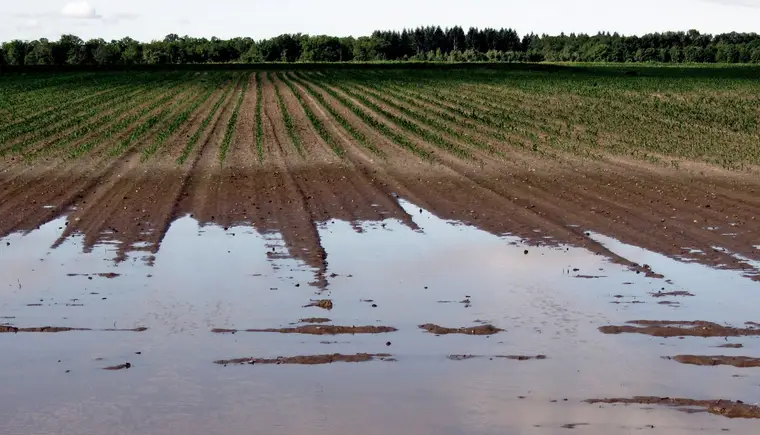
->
[599,320,760,338]
[215,353,393,365]
[586,396,760,419]
[419,323,503,335]
[212,325,397,335]
[666,355,760,367]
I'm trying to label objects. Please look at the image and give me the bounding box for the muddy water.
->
[1,200,759,434]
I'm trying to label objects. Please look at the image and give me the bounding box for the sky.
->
[2,0,760,43]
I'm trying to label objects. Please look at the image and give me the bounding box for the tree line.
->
[3,27,760,66]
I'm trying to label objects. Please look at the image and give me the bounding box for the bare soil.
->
[0,326,147,333]
[211,325,397,335]
[599,320,760,338]
[419,323,503,335]
[2,72,760,284]
[665,355,760,367]
[448,354,547,361]
[586,396,760,419]
[297,318,331,324]
[215,353,393,365]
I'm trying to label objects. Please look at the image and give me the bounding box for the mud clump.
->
[650,290,694,298]
[97,273,121,279]
[103,362,132,370]
[215,353,394,365]
[0,326,88,333]
[419,323,503,335]
[0,326,146,333]
[305,300,333,310]
[599,320,760,338]
[448,354,546,361]
[586,396,760,419]
[213,325,397,335]
[298,318,331,324]
[665,355,760,368]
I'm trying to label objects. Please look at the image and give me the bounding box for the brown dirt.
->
[298,318,331,324]
[0,326,147,333]
[649,290,694,297]
[448,354,547,361]
[2,72,760,285]
[212,325,397,335]
[599,320,760,338]
[665,355,760,367]
[215,353,393,365]
[103,362,132,370]
[419,323,503,335]
[305,300,333,310]
[586,396,760,419]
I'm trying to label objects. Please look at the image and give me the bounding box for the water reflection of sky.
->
[0,199,759,435]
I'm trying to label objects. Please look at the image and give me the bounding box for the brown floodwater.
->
[1,199,760,434]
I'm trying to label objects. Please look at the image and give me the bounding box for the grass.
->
[255,72,265,162]
[2,66,759,169]
[270,72,305,156]
[176,74,240,165]
[296,72,431,159]
[278,72,345,157]
[219,72,251,164]
[288,73,384,156]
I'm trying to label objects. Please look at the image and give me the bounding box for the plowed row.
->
[1,70,759,285]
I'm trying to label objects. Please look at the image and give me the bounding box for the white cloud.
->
[61,1,101,19]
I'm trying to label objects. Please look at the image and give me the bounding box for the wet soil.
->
[215,353,393,365]
[419,323,503,335]
[212,325,397,335]
[599,320,760,338]
[304,300,333,310]
[649,290,695,298]
[448,354,547,361]
[586,396,760,419]
[297,318,331,324]
[103,363,132,371]
[0,326,147,333]
[666,355,760,367]
[1,76,760,282]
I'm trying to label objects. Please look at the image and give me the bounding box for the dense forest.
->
[3,26,760,66]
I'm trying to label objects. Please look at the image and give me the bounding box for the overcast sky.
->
[3,0,760,43]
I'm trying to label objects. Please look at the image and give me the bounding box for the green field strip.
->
[270,72,305,157]
[344,80,498,155]
[176,74,241,165]
[219,72,252,165]
[296,72,430,160]
[287,73,384,157]
[0,83,136,146]
[278,73,345,157]
[70,81,197,158]
[0,84,146,157]
[309,73,471,159]
[25,76,187,161]
[255,72,265,162]
[142,73,230,161]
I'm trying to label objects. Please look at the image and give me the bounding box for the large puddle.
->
[1,199,759,434]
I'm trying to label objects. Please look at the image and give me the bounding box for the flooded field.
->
[2,194,760,435]
[3,67,760,433]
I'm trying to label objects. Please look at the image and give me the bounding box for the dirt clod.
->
[666,355,760,368]
[599,320,760,338]
[419,323,503,335]
[213,325,397,335]
[305,299,333,310]
[215,353,393,365]
[586,396,760,419]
